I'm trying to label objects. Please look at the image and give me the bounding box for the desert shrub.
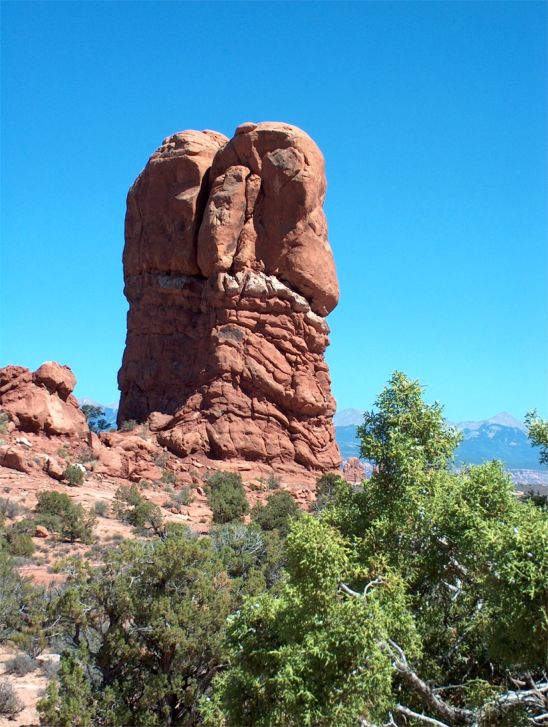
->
[311,471,349,512]
[0,680,22,717]
[161,468,177,486]
[75,445,96,464]
[210,522,284,593]
[166,487,193,510]
[5,653,38,675]
[6,529,35,557]
[35,491,95,544]
[41,659,60,679]
[38,529,234,726]
[153,451,169,468]
[0,497,24,519]
[266,472,281,490]
[92,500,109,518]
[57,447,70,460]
[251,490,301,536]
[206,472,249,524]
[63,463,85,487]
[0,412,9,435]
[120,419,138,432]
[113,485,163,534]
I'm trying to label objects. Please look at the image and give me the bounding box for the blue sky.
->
[1,1,546,420]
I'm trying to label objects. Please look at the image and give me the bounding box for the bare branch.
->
[382,641,473,725]
[396,703,451,727]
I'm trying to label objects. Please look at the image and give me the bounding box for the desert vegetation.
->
[1,373,545,727]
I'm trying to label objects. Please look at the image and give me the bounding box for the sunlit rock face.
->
[118,122,340,471]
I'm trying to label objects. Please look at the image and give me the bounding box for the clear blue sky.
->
[1,1,546,421]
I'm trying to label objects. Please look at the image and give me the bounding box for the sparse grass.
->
[57,447,70,460]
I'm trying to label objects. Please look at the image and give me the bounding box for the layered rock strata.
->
[118,122,340,470]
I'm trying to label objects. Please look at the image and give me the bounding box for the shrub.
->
[266,472,281,490]
[63,463,85,486]
[41,659,60,679]
[153,451,169,468]
[57,447,70,460]
[38,530,234,726]
[0,680,22,717]
[206,472,249,524]
[93,500,110,518]
[113,485,163,534]
[166,487,193,510]
[0,412,9,434]
[161,469,177,486]
[6,530,35,557]
[35,491,95,544]
[0,497,24,519]
[251,490,300,536]
[312,472,348,511]
[120,419,138,432]
[5,653,38,675]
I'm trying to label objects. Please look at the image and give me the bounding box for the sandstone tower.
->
[118,122,340,471]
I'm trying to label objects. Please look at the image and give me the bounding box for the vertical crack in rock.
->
[118,121,341,471]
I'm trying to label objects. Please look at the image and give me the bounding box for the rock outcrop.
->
[118,122,340,471]
[0,362,88,437]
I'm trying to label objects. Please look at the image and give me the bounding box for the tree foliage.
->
[525,410,548,465]
[38,529,235,726]
[81,404,110,433]
[207,372,548,727]
[251,491,300,537]
[206,472,249,524]
[35,491,96,544]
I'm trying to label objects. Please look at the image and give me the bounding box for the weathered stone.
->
[0,364,88,437]
[118,122,341,472]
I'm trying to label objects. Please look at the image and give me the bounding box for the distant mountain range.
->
[334,409,548,488]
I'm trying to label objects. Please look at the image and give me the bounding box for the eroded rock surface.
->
[0,362,88,437]
[118,122,341,471]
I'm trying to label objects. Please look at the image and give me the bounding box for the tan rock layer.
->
[118,122,341,471]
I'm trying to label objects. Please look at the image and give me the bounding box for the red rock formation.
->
[118,122,341,471]
[0,362,88,437]
[342,457,366,484]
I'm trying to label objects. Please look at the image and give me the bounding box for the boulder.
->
[0,363,88,437]
[0,445,31,473]
[45,456,65,480]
